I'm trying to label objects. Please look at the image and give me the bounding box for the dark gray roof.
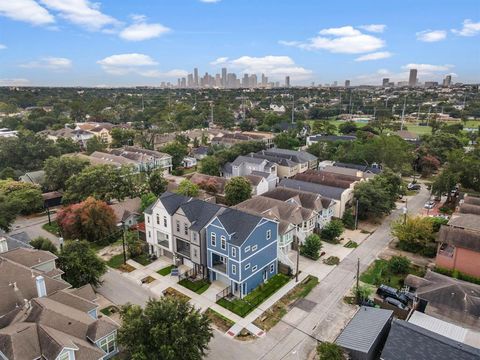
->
[144,203,154,215]
[336,307,393,354]
[159,191,191,215]
[216,208,263,246]
[231,155,267,166]
[222,162,233,174]
[180,200,223,232]
[262,148,318,163]
[278,178,346,200]
[381,320,480,360]
[334,162,383,174]
[0,231,32,252]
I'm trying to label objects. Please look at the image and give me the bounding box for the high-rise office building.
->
[187,74,193,87]
[194,68,199,87]
[382,78,390,87]
[261,73,267,86]
[285,76,290,88]
[249,74,257,88]
[221,68,227,88]
[242,73,250,88]
[344,80,350,88]
[408,69,417,87]
[443,74,452,87]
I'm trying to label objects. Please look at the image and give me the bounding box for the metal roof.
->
[335,306,393,353]
[408,311,468,344]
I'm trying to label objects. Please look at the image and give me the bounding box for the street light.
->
[58,237,64,252]
[403,198,408,224]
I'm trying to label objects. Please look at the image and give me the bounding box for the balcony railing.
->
[157,239,169,248]
[216,285,232,302]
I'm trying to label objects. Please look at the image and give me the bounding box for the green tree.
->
[63,165,136,203]
[161,141,189,169]
[57,240,107,288]
[30,237,58,254]
[85,136,106,155]
[338,121,357,134]
[300,234,323,260]
[140,192,157,212]
[273,132,300,150]
[148,170,168,196]
[342,208,355,230]
[391,216,436,257]
[0,167,16,180]
[55,137,81,154]
[0,180,43,215]
[118,298,213,360]
[321,220,344,242]
[357,284,373,303]
[370,109,394,134]
[312,120,337,135]
[126,231,143,258]
[225,177,252,206]
[0,195,20,231]
[317,342,345,360]
[388,256,411,274]
[200,156,220,176]
[44,156,89,191]
[354,178,396,220]
[176,179,200,197]
[111,128,136,148]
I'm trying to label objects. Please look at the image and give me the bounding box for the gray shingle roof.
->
[216,208,263,246]
[336,307,393,354]
[381,320,480,360]
[159,191,191,215]
[262,148,318,162]
[278,178,346,200]
[180,200,223,232]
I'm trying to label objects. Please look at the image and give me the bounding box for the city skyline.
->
[0,0,479,87]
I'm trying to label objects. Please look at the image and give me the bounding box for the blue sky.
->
[0,0,479,86]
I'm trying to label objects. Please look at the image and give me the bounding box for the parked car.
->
[424,201,435,209]
[384,297,407,310]
[408,183,421,190]
[377,285,408,304]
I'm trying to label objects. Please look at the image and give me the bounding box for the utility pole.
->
[295,238,300,282]
[121,221,127,264]
[400,96,407,131]
[355,258,360,304]
[403,198,408,224]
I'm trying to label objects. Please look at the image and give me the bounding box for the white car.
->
[424,201,435,209]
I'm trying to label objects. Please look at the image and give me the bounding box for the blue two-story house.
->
[206,208,278,298]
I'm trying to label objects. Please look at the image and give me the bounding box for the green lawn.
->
[178,278,210,294]
[132,254,152,266]
[42,221,60,236]
[106,254,126,269]
[217,274,290,317]
[157,265,174,276]
[360,259,425,288]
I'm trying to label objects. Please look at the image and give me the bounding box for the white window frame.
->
[221,236,226,250]
[156,214,160,225]
[245,263,250,270]
[252,265,258,272]
[163,216,167,227]
[245,246,251,253]
[270,263,274,273]
[98,333,116,355]
[266,229,271,240]
[211,233,216,246]
[232,264,236,275]
[252,245,258,252]
[231,247,236,258]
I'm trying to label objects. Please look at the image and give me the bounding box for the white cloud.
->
[416,30,447,42]
[402,63,453,72]
[359,24,386,33]
[39,0,119,31]
[281,25,385,54]
[210,57,229,65]
[97,53,185,79]
[452,19,480,36]
[0,78,30,86]
[213,55,312,80]
[20,57,72,70]
[0,0,54,26]
[0,44,6,49]
[355,51,392,61]
[119,15,170,41]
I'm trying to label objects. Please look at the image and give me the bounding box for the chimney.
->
[35,276,47,298]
